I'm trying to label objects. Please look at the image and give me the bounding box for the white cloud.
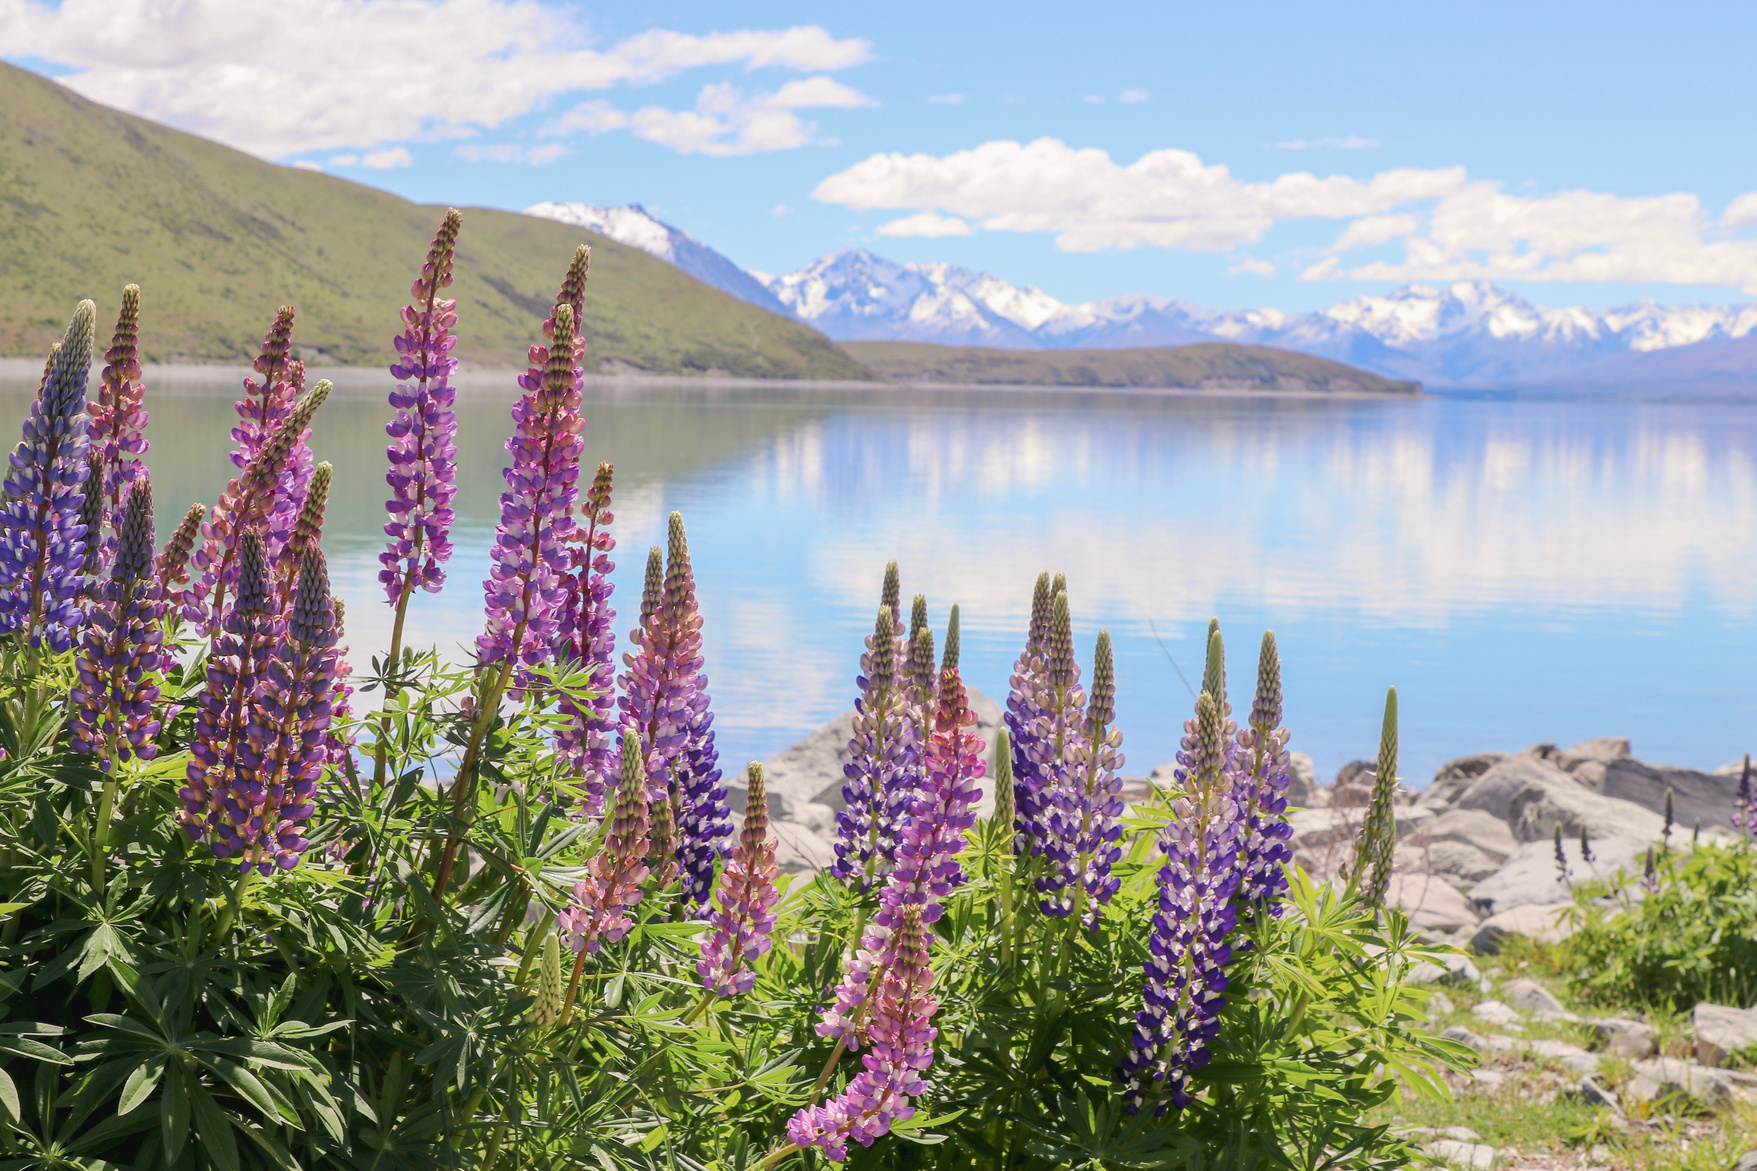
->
[455,143,566,165]
[289,160,323,172]
[928,93,965,104]
[1229,256,1276,277]
[772,203,794,217]
[327,153,358,167]
[1277,136,1381,150]
[814,136,1757,290]
[0,0,870,157]
[548,77,874,157]
[876,212,975,238]
[360,146,413,169]
[1119,89,1149,103]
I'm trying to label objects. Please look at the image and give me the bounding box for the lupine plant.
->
[0,219,1461,1171]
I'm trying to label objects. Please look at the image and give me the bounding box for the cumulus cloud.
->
[876,212,975,238]
[361,146,413,169]
[1119,89,1149,103]
[455,143,566,165]
[813,136,1757,290]
[0,0,870,157]
[1228,256,1275,277]
[1277,136,1381,150]
[546,77,873,156]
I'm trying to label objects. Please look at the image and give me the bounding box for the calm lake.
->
[3,367,1754,788]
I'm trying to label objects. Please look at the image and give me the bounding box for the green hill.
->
[842,340,1422,394]
[0,62,873,379]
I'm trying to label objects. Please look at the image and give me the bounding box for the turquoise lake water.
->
[3,370,1753,787]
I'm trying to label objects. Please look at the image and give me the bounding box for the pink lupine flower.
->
[698,763,780,996]
[558,730,652,954]
[554,461,617,813]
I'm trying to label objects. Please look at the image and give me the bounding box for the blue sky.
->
[6,0,1757,311]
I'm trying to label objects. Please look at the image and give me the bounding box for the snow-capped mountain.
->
[758,249,1757,387]
[523,202,793,318]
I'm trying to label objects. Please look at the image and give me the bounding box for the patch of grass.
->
[841,339,1423,394]
[0,62,874,380]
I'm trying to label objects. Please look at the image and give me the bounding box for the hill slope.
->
[0,63,872,379]
[841,340,1422,394]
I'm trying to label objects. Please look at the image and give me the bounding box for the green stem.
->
[680,989,715,1026]
[91,772,120,894]
[212,867,253,943]
[371,562,421,793]
[511,915,553,991]
[754,1143,802,1171]
[557,948,590,1027]
[431,657,516,902]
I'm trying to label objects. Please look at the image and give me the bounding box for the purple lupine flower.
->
[1034,590,1091,918]
[229,307,297,470]
[156,501,206,628]
[263,357,316,570]
[74,456,104,582]
[1232,631,1293,918]
[789,905,941,1164]
[188,378,332,633]
[898,599,936,819]
[1062,630,1127,929]
[379,210,462,606]
[477,253,589,685]
[1120,689,1241,1113]
[1735,755,1753,837]
[819,665,982,1047]
[698,762,781,996]
[1004,572,1054,853]
[68,480,165,769]
[325,595,356,764]
[179,528,279,855]
[276,461,330,595]
[0,302,96,652]
[236,546,339,874]
[832,604,911,891]
[86,286,150,577]
[555,462,617,814]
[559,729,651,954]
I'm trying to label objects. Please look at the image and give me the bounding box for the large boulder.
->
[1602,757,1741,839]
[1287,752,1316,803]
[1695,1003,1757,1067]
[1469,828,1650,913]
[1383,872,1481,934]
[1556,737,1631,792]
[1453,755,1664,845]
[1470,903,1578,953]
[1420,752,1508,808]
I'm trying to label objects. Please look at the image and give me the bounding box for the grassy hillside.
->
[843,340,1422,394]
[0,63,873,379]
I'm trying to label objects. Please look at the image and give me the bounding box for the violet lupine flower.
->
[229,308,297,470]
[0,302,96,652]
[477,259,588,686]
[558,729,651,954]
[789,906,940,1164]
[179,528,279,856]
[1231,631,1294,919]
[325,596,355,764]
[379,210,462,606]
[69,481,165,769]
[818,664,982,1047]
[1553,824,1572,887]
[75,456,104,581]
[1735,755,1754,837]
[86,286,150,577]
[1062,630,1126,929]
[188,380,332,633]
[156,502,206,628]
[277,461,330,595]
[698,762,781,996]
[555,462,617,815]
[900,601,936,798]
[1034,590,1091,918]
[832,604,911,890]
[1004,572,1054,853]
[1120,689,1241,1113]
[236,546,339,874]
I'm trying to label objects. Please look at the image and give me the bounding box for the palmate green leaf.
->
[116,1057,165,1115]
[0,1066,18,1123]
[188,1081,240,1171]
[159,1065,189,1166]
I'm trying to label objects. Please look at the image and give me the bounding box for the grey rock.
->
[1415,840,1507,884]
[1503,977,1565,1015]
[1632,1056,1735,1106]
[791,801,838,837]
[1734,1151,1757,1171]
[1695,1002,1757,1068]
[1454,755,1664,847]
[1470,833,1649,914]
[1382,873,1481,933]
[1421,752,1510,808]
[1336,759,1376,788]
[1591,1017,1658,1059]
[1534,1008,1584,1025]
[1717,760,1753,777]
[1400,1126,1483,1142]
[1621,1074,1664,1103]
[1557,737,1631,792]
[1575,1076,1621,1110]
[1411,952,1480,987]
[1471,1000,1520,1026]
[1424,1140,1499,1170]
[1529,1038,1600,1074]
[1417,808,1520,862]
[1442,1025,1489,1050]
[1469,1068,1506,1087]
[770,821,836,876]
[1470,903,1578,954]
[1602,757,1740,842]
[1428,992,1457,1017]
[1287,751,1315,802]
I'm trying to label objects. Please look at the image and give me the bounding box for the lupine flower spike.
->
[789,905,942,1164]
[69,480,165,769]
[1737,755,1753,837]
[555,462,617,812]
[833,604,909,890]
[647,781,680,890]
[941,604,960,673]
[0,301,96,651]
[1035,590,1090,918]
[559,729,652,954]
[179,529,279,857]
[1580,826,1594,864]
[662,513,725,904]
[880,561,900,629]
[157,502,206,627]
[1351,687,1399,908]
[698,762,781,996]
[1005,572,1054,854]
[1662,787,1674,851]
[1064,629,1126,928]
[532,931,563,1027]
[278,461,330,595]
[219,307,316,573]
[1232,631,1294,919]
[1642,845,1658,894]
[239,546,340,874]
[1120,688,1239,1113]
[380,210,463,620]
[87,286,150,576]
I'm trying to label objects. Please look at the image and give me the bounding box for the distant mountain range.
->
[526,202,1757,393]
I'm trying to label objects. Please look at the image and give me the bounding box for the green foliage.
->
[0,635,1465,1169]
[1563,842,1757,1013]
